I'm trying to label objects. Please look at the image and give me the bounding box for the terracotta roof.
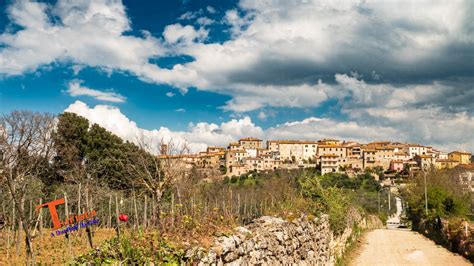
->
[417,155,433,159]
[319,138,340,142]
[318,144,344,148]
[449,151,472,155]
[239,137,262,141]
[268,140,318,144]
[227,149,246,153]
[363,148,377,152]
[394,152,409,155]
[435,159,457,163]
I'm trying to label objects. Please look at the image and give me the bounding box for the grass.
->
[0,228,116,265]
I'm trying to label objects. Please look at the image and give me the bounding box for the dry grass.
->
[0,228,116,265]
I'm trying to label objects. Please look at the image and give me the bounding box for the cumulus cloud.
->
[2,0,474,152]
[163,24,208,45]
[0,0,474,112]
[3,0,473,112]
[64,101,264,153]
[67,80,125,103]
[65,101,474,153]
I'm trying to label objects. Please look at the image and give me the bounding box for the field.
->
[0,228,116,265]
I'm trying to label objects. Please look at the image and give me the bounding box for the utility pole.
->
[388,186,391,212]
[378,190,381,213]
[424,171,428,216]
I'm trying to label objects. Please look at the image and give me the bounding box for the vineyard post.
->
[108,194,112,228]
[64,192,72,259]
[115,194,120,238]
[143,195,147,229]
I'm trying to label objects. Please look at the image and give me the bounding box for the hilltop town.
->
[159,137,473,180]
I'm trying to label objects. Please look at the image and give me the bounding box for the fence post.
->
[115,194,120,238]
[143,195,148,229]
[171,193,175,228]
[64,192,72,259]
[108,195,112,228]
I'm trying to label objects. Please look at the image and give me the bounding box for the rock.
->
[191,210,372,265]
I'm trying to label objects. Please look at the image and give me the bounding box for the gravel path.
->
[351,229,470,266]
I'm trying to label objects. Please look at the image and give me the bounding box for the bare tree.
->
[125,135,190,224]
[0,111,55,262]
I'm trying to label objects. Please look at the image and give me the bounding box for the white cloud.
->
[175,108,186,112]
[166,92,175,97]
[65,101,264,153]
[163,23,208,45]
[67,80,125,103]
[206,6,216,14]
[65,101,474,153]
[2,0,473,112]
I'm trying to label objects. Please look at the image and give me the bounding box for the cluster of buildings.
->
[158,138,473,178]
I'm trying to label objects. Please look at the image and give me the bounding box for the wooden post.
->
[29,200,32,225]
[108,194,112,228]
[64,192,72,258]
[133,190,139,230]
[143,195,148,229]
[15,197,23,257]
[39,198,43,252]
[7,225,10,260]
[230,189,233,216]
[237,193,241,216]
[151,193,155,227]
[77,183,82,215]
[115,194,120,238]
[171,193,175,228]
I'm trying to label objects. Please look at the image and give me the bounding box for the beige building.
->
[320,154,340,175]
[266,140,317,163]
[362,148,376,169]
[239,137,263,149]
[196,152,225,169]
[207,146,226,153]
[415,154,435,171]
[228,142,241,150]
[318,139,341,145]
[448,151,472,165]
[434,159,459,169]
[374,146,396,169]
[393,151,410,161]
[404,144,428,158]
[318,144,347,158]
[227,164,248,176]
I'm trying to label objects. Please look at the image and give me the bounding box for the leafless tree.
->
[0,111,55,262]
[125,135,190,224]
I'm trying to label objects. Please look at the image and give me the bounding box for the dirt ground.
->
[0,228,116,265]
[350,229,470,266]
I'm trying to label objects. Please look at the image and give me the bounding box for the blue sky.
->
[0,0,473,152]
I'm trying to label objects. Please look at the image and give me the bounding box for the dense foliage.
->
[402,169,471,222]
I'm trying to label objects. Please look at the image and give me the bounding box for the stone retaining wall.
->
[190,210,382,265]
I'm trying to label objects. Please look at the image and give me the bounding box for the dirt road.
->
[351,229,470,266]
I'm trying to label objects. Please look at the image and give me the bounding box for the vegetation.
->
[402,169,471,223]
[0,110,388,264]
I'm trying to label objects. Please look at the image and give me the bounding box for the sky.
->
[0,0,473,153]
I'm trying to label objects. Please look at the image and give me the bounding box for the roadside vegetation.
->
[401,169,474,261]
[0,110,389,264]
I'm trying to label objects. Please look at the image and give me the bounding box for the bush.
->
[403,169,470,221]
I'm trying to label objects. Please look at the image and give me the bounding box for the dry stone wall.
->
[191,211,382,265]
